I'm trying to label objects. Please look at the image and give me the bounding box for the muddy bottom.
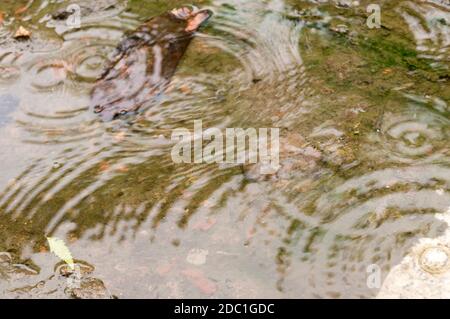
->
[0,0,449,298]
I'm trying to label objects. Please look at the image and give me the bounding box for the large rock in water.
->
[90,7,212,121]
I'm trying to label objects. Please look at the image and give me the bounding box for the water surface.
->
[0,0,449,298]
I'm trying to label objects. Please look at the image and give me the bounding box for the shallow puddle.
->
[0,0,449,298]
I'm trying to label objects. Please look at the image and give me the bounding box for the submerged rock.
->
[57,261,113,299]
[0,255,113,299]
[243,132,323,182]
[0,252,39,284]
[69,277,112,299]
[91,7,212,121]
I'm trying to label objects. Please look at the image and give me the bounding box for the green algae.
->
[0,0,449,298]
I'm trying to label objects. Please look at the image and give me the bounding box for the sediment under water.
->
[0,0,449,298]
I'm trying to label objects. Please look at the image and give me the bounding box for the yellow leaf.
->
[46,237,75,270]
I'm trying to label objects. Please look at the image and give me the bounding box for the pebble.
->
[70,277,111,299]
[186,248,208,266]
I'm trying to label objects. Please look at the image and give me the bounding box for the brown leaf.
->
[99,161,110,172]
[182,269,217,296]
[0,12,4,26]
[382,68,393,75]
[15,6,28,15]
[39,245,48,253]
[179,84,192,95]
[192,218,216,231]
[156,262,173,276]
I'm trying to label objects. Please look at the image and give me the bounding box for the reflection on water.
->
[371,94,449,164]
[399,0,450,71]
[0,0,449,298]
